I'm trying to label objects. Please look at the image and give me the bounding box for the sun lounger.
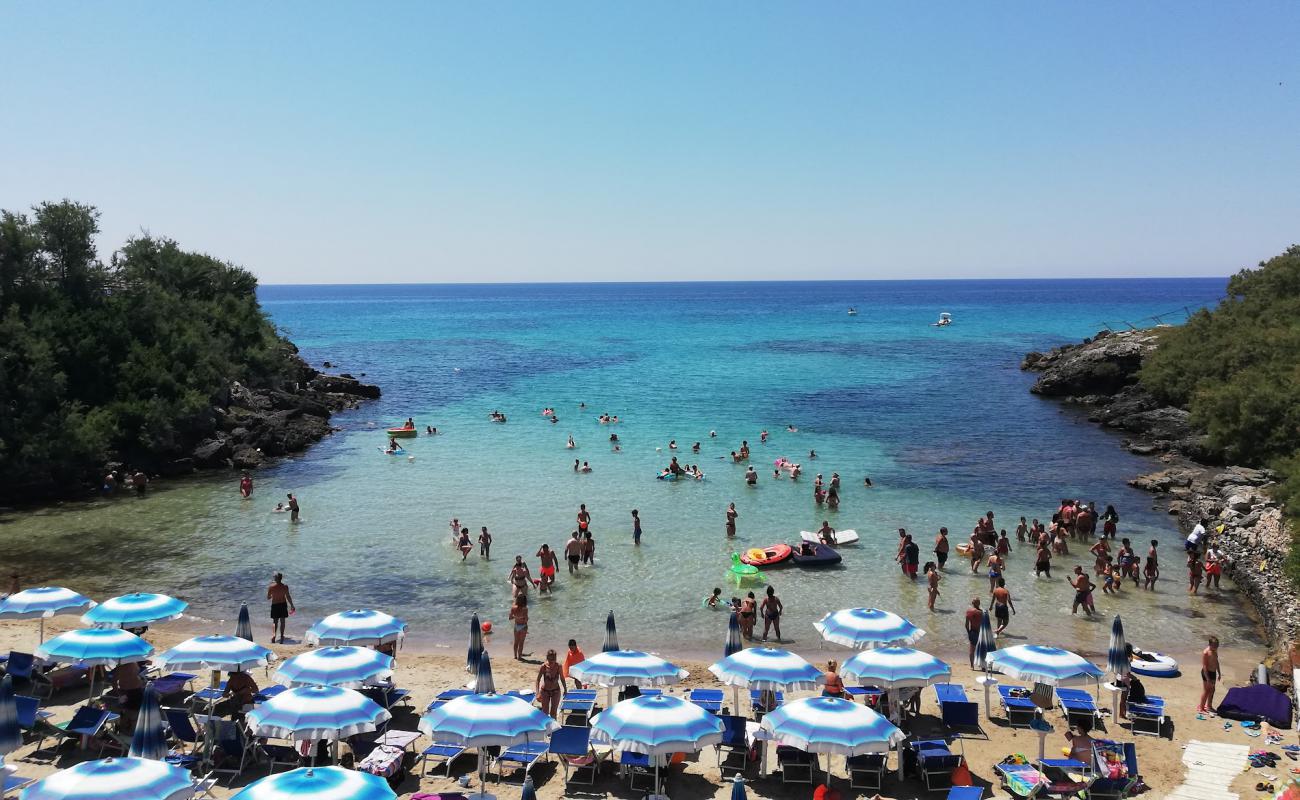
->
[848,752,887,791]
[549,725,601,786]
[258,740,301,773]
[1035,759,1092,795]
[997,685,1039,728]
[420,741,468,777]
[1127,694,1165,737]
[689,688,724,714]
[496,740,548,781]
[360,685,411,710]
[3,652,49,698]
[32,706,115,756]
[618,750,661,793]
[714,714,750,777]
[777,745,815,784]
[559,689,597,725]
[1090,739,1139,799]
[749,688,785,718]
[15,694,53,734]
[162,707,202,755]
[1055,688,1099,728]
[150,672,198,699]
[995,760,1046,798]
[946,788,984,800]
[912,739,962,792]
[3,773,36,798]
[211,720,255,783]
[935,683,986,738]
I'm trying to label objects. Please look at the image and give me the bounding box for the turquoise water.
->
[0,279,1257,659]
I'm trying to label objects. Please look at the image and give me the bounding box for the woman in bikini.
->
[925,562,942,611]
[536,649,564,718]
[508,594,529,660]
[726,503,738,537]
[739,591,757,639]
[509,556,533,598]
[822,660,845,698]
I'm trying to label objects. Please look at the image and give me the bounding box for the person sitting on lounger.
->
[215,670,260,718]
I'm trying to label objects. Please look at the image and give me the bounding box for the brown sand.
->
[0,617,1289,799]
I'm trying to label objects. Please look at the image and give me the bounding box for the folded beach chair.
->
[211,720,255,783]
[549,725,601,786]
[15,695,53,735]
[997,685,1039,728]
[689,688,724,714]
[1089,739,1139,799]
[1127,694,1165,737]
[994,759,1047,798]
[496,740,548,782]
[559,689,597,726]
[714,714,751,777]
[912,739,962,792]
[848,752,887,791]
[3,653,50,698]
[31,705,114,756]
[935,684,986,738]
[1055,688,1099,728]
[777,744,815,784]
[420,740,468,777]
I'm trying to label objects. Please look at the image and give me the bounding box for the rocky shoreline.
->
[1023,329,1299,670]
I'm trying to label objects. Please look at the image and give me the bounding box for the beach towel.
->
[999,762,1044,797]
[1217,684,1292,729]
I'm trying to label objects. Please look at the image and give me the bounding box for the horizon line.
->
[258,274,1229,288]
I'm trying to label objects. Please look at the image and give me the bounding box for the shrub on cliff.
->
[0,200,294,499]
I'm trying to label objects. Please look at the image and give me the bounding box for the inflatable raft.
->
[727,553,764,585]
[800,529,859,546]
[792,542,842,567]
[740,544,793,567]
[1130,649,1179,677]
[387,427,418,438]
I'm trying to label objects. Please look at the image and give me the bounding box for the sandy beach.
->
[0,613,1288,800]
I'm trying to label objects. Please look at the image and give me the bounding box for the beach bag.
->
[951,759,973,786]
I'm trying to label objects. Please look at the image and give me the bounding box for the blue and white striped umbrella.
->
[156,636,274,673]
[589,695,723,755]
[82,594,186,629]
[986,645,1105,687]
[129,683,166,760]
[974,611,997,672]
[466,613,483,674]
[724,612,742,658]
[274,648,393,689]
[473,649,496,695]
[1108,616,1129,678]
[0,675,21,758]
[602,611,619,653]
[521,775,537,800]
[709,647,825,691]
[0,587,96,644]
[813,608,925,649]
[246,686,390,741]
[730,775,747,800]
[569,650,687,687]
[36,628,153,667]
[840,647,951,689]
[304,610,407,647]
[419,692,559,747]
[19,757,195,800]
[235,603,254,642]
[230,767,395,800]
[760,696,904,756]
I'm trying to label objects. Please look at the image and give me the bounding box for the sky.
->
[2,2,1298,284]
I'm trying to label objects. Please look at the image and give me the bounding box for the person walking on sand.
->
[239,473,253,499]
[267,573,295,644]
[925,562,941,610]
[508,594,529,660]
[631,509,642,545]
[964,598,983,668]
[933,527,950,570]
[479,526,492,559]
[564,532,582,574]
[726,503,738,537]
[1198,635,1220,713]
[992,577,1016,635]
[760,585,783,642]
[536,649,564,718]
[287,493,300,523]
[562,639,586,689]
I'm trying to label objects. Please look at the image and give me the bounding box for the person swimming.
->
[272,502,286,513]
[786,424,797,432]
[580,461,592,473]
[566,434,575,448]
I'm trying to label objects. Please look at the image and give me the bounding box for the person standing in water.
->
[631,509,642,546]
[934,527,950,570]
[760,585,783,642]
[564,532,583,574]
[536,544,558,592]
[267,573,295,644]
[239,473,253,499]
[479,526,492,559]
[509,556,533,597]
[287,493,300,523]
[577,504,591,533]
[726,503,738,537]
[991,577,1016,635]
[925,562,941,610]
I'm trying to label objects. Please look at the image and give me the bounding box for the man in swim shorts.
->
[564,532,583,574]
[536,544,558,592]
[991,578,1015,634]
[577,504,591,532]
[479,526,492,559]
[631,509,642,545]
[964,598,983,668]
[267,573,295,644]
[1070,566,1093,617]
[933,527,949,569]
[1198,635,1220,713]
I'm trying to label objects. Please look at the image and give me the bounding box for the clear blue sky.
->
[2,2,1297,283]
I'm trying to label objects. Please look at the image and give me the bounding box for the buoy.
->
[481,621,492,634]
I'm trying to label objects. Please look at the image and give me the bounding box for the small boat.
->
[932,312,952,327]
[1130,649,1179,677]
[847,307,858,316]
[387,427,418,438]
[791,542,842,567]
[800,529,859,546]
[740,544,793,567]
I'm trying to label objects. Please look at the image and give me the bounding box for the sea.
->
[0,278,1258,660]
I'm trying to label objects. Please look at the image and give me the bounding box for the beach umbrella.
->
[986,645,1104,687]
[0,587,95,644]
[973,611,998,719]
[710,646,823,718]
[1107,616,1129,678]
[155,636,273,673]
[570,650,687,709]
[466,612,484,673]
[730,775,747,800]
[229,767,395,800]
[129,683,166,760]
[419,693,558,800]
[602,610,619,652]
[724,611,742,658]
[520,776,537,800]
[246,686,390,744]
[761,696,905,778]
[304,610,406,647]
[0,675,20,761]
[82,593,186,629]
[473,649,496,695]
[37,628,153,666]
[840,647,951,724]
[813,608,924,649]
[274,647,393,689]
[19,757,195,800]
[590,695,723,798]
[235,603,254,642]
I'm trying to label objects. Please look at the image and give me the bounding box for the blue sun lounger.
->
[912,739,962,792]
[935,684,985,738]
[1056,688,1099,728]
[559,689,597,725]
[997,685,1039,728]
[1090,739,1140,799]
[1128,694,1166,737]
[496,740,549,782]
[689,688,724,714]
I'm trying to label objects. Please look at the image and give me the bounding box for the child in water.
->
[705,587,722,608]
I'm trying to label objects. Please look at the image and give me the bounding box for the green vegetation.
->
[0,200,298,501]
[1140,244,1300,581]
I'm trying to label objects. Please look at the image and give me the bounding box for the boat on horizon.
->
[932,311,952,327]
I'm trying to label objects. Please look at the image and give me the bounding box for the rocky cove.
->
[1023,329,1299,671]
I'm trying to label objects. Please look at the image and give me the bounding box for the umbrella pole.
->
[896,740,905,781]
[38,618,44,645]
[732,686,740,716]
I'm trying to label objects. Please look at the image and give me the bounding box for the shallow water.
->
[0,279,1258,660]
